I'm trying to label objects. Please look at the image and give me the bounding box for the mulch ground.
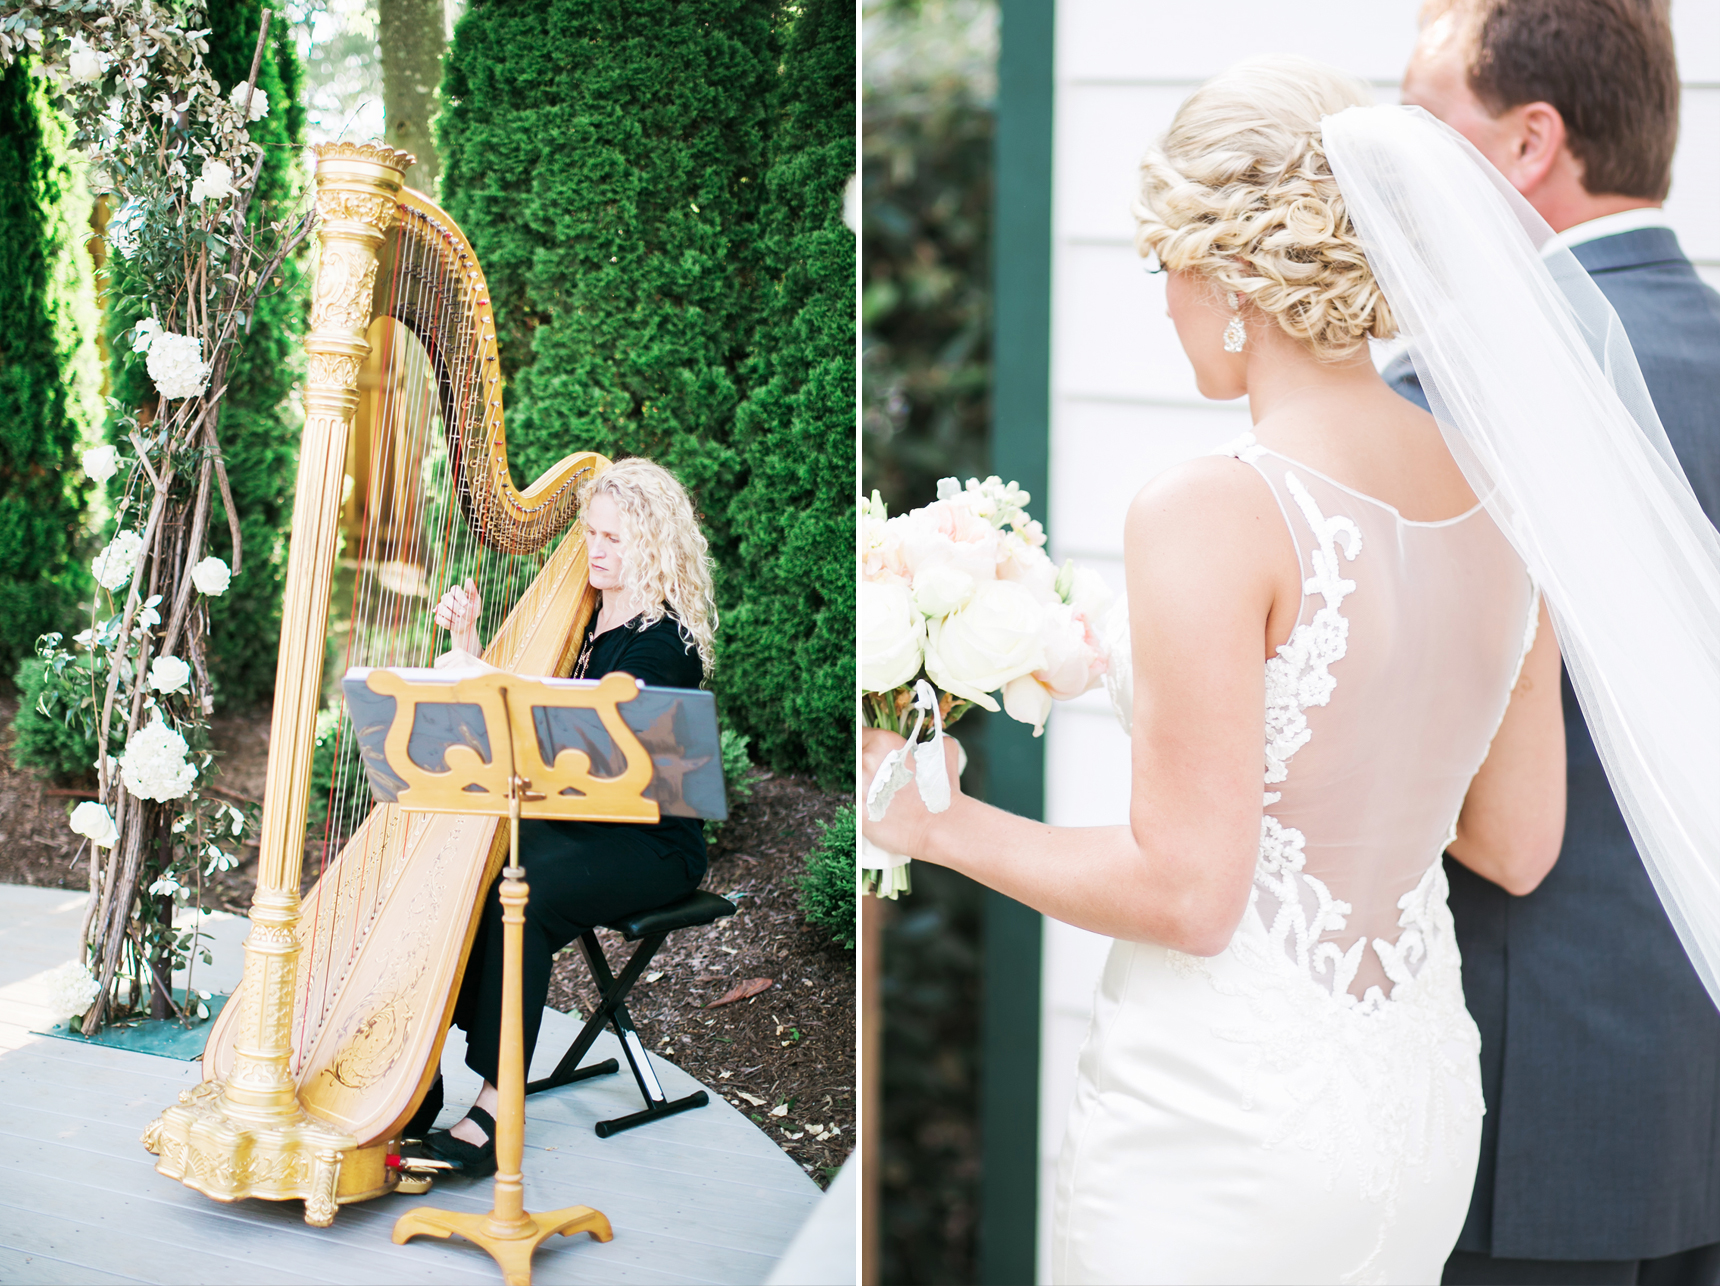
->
[546,769,855,1188]
[0,695,855,1188]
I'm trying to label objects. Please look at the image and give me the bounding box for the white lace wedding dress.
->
[1052,434,1539,1285]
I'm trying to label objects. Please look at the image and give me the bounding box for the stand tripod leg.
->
[394,769,612,1282]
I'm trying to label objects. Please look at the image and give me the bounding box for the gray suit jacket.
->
[1385,227,1720,1260]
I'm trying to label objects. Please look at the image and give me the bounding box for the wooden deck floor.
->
[0,885,824,1284]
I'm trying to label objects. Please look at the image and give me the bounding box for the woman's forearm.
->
[918,795,1247,953]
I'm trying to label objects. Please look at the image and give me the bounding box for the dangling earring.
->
[1223,292,1246,354]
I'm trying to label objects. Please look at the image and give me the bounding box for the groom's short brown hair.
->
[1435,0,1680,200]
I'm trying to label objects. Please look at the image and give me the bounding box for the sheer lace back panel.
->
[1231,433,1536,1005]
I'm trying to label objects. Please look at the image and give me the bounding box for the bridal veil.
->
[1321,105,1720,1007]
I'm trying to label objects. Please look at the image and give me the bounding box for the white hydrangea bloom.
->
[149,655,191,694]
[42,960,100,1025]
[228,80,269,120]
[191,556,231,596]
[189,157,236,204]
[92,529,144,592]
[66,37,103,83]
[130,317,161,354]
[145,331,210,400]
[81,444,118,483]
[119,715,198,802]
[68,801,118,848]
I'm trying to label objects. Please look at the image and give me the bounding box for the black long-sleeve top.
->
[566,607,708,866]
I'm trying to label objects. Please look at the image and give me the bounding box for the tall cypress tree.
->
[102,0,305,711]
[437,0,777,577]
[438,0,856,787]
[0,61,101,676]
[724,0,856,787]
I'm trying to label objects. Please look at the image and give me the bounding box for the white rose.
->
[68,801,118,848]
[911,563,975,618]
[924,579,1046,710]
[1034,600,1103,700]
[66,37,103,83]
[1002,674,1055,737]
[999,533,1059,602]
[896,500,1003,586]
[42,960,100,1025]
[189,157,236,204]
[130,317,161,354]
[149,654,191,694]
[81,445,118,483]
[191,555,231,595]
[92,529,144,592]
[1065,563,1115,625]
[861,502,910,586]
[145,331,210,401]
[119,715,198,802]
[860,580,925,694]
[228,81,269,120]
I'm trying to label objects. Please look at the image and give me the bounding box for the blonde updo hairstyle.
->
[578,457,718,678]
[1135,55,1395,360]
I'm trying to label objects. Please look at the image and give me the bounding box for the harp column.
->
[142,142,415,1226]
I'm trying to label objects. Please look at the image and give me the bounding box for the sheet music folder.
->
[341,667,727,821]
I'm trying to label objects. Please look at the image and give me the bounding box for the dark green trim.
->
[979,1,1054,1282]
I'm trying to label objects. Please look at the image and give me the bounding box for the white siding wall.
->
[1035,4,1720,1278]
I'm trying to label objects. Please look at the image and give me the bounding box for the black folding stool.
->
[526,889,736,1137]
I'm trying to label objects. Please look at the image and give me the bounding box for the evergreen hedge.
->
[101,0,305,712]
[439,0,854,788]
[725,0,855,787]
[0,61,101,678]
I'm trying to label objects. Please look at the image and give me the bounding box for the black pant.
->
[451,818,703,1085]
[1445,1243,1720,1286]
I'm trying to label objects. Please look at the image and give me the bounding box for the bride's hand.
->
[860,726,964,858]
[433,577,483,655]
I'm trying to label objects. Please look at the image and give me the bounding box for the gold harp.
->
[143,143,605,1222]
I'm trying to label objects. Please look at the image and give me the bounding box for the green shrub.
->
[721,728,754,807]
[0,62,101,680]
[12,654,104,783]
[797,804,855,949]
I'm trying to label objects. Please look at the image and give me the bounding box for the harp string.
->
[292,205,566,1068]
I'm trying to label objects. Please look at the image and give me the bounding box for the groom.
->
[1391,3,1720,1283]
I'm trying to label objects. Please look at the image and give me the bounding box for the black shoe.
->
[424,1105,497,1178]
[402,1074,444,1142]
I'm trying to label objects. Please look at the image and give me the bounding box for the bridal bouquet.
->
[860,477,1114,897]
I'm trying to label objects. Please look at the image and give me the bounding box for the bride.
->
[862,55,1720,1285]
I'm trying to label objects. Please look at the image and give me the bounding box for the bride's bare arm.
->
[1445,595,1565,895]
[861,458,1294,954]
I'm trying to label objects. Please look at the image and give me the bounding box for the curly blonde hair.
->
[580,457,718,677]
[1134,55,1395,360]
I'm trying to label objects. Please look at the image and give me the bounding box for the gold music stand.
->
[353,666,667,1284]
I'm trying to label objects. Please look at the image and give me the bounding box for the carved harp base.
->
[393,1203,614,1286]
[142,1080,392,1225]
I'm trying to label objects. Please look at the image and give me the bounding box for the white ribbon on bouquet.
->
[862,680,953,897]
